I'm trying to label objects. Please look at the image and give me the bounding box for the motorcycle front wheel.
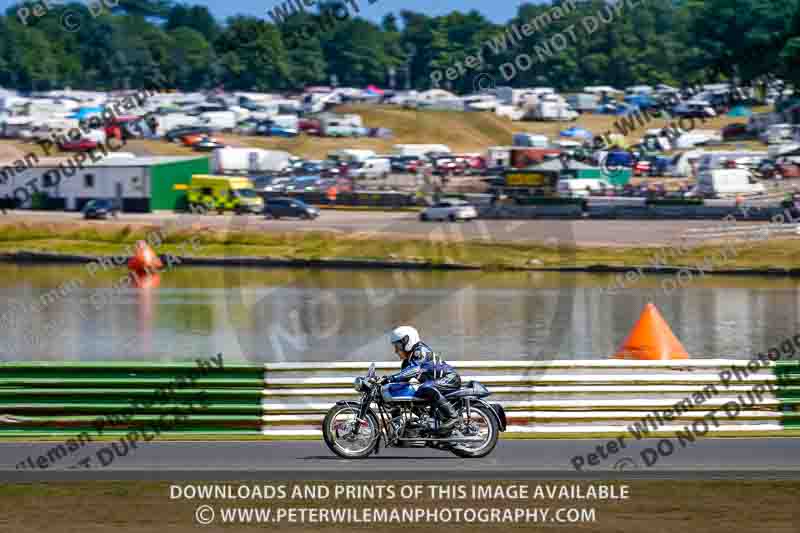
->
[322,404,380,459]
[450,404,499,458]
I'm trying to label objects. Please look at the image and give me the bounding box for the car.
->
[60,139,99,152]
[420,199,478,222]
[192,136,226,151]
[82,199,119,220]
[264,197,320,219]
[284,176,322,192]
[182,133,224,147]
[764,160,800,180]
[722,123,750,141]
[164,126,211,143]
[390,156,423,173]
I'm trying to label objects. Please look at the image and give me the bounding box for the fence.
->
[683,223,800,242]
[1,360,798,439]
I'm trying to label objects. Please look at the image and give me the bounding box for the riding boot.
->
[431,401,458,432]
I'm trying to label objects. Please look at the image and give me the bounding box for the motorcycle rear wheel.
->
[322,404,380,459]
[450,404,499,458]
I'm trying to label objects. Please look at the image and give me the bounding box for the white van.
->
[691,169,766,198]
[557,178,612,198]
[200,111,238,131]
[352,158,391,179]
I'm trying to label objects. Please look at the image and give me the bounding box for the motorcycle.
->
[322,363,507,459]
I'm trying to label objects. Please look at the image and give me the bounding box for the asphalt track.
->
[2,438,799,481]
[6,210,761,247]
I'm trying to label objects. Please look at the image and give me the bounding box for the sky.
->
[2,0,525,24]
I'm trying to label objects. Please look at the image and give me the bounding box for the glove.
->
[378,376,391,385]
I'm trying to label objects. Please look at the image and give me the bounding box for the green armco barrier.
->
[0,362,266,438]
[2,360,800,441]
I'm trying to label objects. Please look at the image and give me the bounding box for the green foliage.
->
[0,0,799,92]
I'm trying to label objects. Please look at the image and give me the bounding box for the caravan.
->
[690,168,766,198]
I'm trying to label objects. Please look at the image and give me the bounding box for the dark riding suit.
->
[387,341,461,427]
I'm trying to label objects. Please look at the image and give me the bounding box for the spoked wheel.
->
[322,404,380,459]
[450,404,499,458]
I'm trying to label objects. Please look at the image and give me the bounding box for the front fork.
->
[351,393,372,436]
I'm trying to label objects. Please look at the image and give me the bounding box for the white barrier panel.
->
[260,359,792,439]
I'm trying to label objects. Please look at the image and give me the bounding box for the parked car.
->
[761,159,800,180]
[193,136,226,151]
[722,123,750,141]
[61,139,99,152]
[419,199,478,222]
[255,122,299,137]
[82,199,119,220]
[264,197,320,219]
[284,176,322,192]
[182,133,224,147]
[165,126,211,143]
[390,156,423,173]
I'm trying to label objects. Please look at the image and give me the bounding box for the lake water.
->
[1,264,799,362]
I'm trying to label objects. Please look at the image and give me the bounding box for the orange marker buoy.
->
[612,303,689,360]
[132,271,161,289]
[127,240,163,273]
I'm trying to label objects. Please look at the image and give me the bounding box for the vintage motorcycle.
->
[322,363,507,459]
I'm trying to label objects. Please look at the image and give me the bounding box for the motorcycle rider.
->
[379,326,461,432]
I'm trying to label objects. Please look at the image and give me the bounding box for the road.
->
[3,209,757,247]
[1,439,798,481]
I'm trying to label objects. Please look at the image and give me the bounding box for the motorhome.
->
[566,93,599,112]
[393,144,451,158]
[763,124,800,145]
[691,168,766,198]
[557,178,613,198]
[351,158,391,179]
[512,133,549,148]
[319,113,364,137]
[200,111,238,131]
[213,147,292,174]
[328,149,376,165]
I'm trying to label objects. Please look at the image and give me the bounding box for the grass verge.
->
[2,221,800,272]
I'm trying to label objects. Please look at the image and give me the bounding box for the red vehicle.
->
[105,115,151,140]
[298,118,321,135]
[454,153,486,174]
[433,157,467,176]
[722,123,750,141]
[509,147,561,168]
[769,160,800,180]
[60,139,98,151]
[633,160,651,176]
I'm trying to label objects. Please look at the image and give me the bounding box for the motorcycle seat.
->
[445,380,490,399]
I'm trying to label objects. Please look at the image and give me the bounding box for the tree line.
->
[1,0,800,94]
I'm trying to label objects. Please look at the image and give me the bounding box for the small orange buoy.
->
[127,240,163,273]
[131,271,161,289]
[611,303,689,360]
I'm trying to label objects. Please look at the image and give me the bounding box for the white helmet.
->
[390,325,420,352]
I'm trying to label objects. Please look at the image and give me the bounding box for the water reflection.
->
[0,264,798,362]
